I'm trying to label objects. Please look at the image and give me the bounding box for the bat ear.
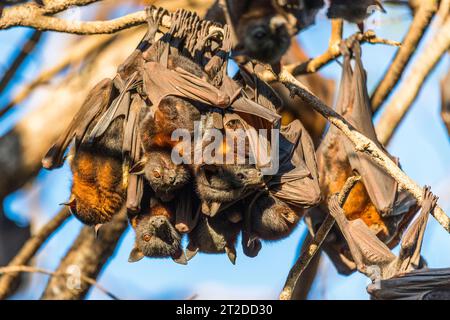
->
[225,246,237,265]
[60,195,76,215]
[128,245,145,263]
[185,242,199,261]
[129,158,147,175]
[172,249,188,265]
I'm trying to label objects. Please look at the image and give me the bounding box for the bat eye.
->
[153,170,161,179]
[237,173,245,180]
[253,30,267,40]
[143,234,152,242]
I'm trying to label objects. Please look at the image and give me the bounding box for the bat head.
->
[130,150,191,202]
[235,1,293,64]
[129,213,186,264]
[250,195,300,240]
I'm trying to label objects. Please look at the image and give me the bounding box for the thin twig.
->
[371,0,439,113]
[277,68,450,233]
[0,208,70,299]
[283,30,401,76]
[0,265,118,300]
[0,34,115,115]
[376,16,450,145]
[279,176,361,300]
[0,30,43,94]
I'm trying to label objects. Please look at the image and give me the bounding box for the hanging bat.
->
[195,164,264,216]
[129,149,191,202]
[128,196,187,265]
[185,202,242,264]
[327,186,436,278]
[205,0,323,65]
[306,41,418,275]
[327,0,386,32]
[248,193,300,241]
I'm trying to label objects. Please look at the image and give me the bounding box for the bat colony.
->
[40,1,449,299]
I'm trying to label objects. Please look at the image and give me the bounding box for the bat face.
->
[143,150,191,201]
[250,194,300,240]
[235,1,293,64]
[129,199,185,264]
[68,118,126,227]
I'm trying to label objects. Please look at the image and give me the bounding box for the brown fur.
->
[69,118,125,226]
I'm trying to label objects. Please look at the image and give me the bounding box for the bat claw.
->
[94,224,103,238]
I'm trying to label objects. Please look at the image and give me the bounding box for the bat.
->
[66,117,126,233]
[129,149,191,202]
[205,0,323,65]
[327,0,386,32]
[128,196,187,265]
[185,202,242,264]
[195,164,264,216]
[306,41,418,274]
[328,186,439,290]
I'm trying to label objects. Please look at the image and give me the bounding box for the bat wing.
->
[368,268,450,300]
[342,42,397,216]
[42,78,114,169]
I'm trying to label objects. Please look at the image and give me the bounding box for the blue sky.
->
[0,4,449,300]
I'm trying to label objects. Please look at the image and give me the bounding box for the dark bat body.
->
[327,0,386,31]
[195,164,264,216]
[186,203,242,264]
[249,193,300,241]
[206,0,322,65]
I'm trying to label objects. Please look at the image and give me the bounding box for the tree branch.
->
[376,16,450,145]
[0,208,71,300]
[277,68,450,233]
[0,265,118,300]
[370,0,438,113]
[0,30,43,94]
[279,176,361,300]
[41,209,128,300]
[284,30,401,76]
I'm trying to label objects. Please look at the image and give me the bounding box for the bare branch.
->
[283,30,401,76]
[0,30,43,94]
[277,68,450,232]
[0,208,70,300]
[0,265,118,300]
[41,209,128,300]
[371,0,439,112]
[280,176,361,300]
[376,16,450,145]
[0,34,115,116]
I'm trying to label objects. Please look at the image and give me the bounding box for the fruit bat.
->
[185,202,242,264]
[328,186,444,300]
[440,66,450,138]
[195,164,264,217]
[327,0,386,32]
[128,196,187,265]
[205,0,323,64]
[368,268,450,300]
[130,149,191,202]
[306,41,417,274]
